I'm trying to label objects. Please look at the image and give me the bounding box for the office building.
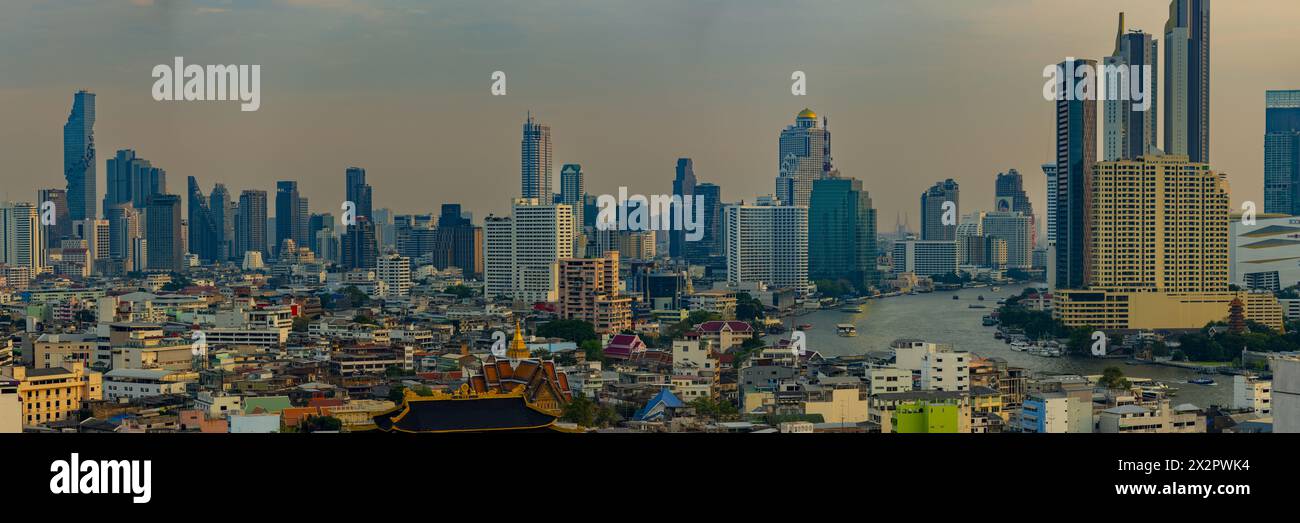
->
[0,202,44,271]
[236,190,268,261]
[809,176,878,291]
[521,113,553,200]
[560,163,585,243]
[892,240,956,277]
[1054,58,1097,290]
[670,158,696,258]
[1103,13,1159,161]
[1264,91,1300,215]
[145,193,183,272]
[775,108,830,207]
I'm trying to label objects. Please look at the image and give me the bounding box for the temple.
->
[370,320,575,433]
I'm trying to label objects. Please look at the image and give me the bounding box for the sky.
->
[2,0,1298,230]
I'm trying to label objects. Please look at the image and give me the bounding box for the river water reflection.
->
[765,283,1231,409]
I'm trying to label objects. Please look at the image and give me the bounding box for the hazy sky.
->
[2,0,1299,229]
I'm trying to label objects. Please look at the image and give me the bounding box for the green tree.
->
[580,339,605,363]
[536,319,597,344]
[561,392,597,426]
[342,285,369,308]
[1097,366,1130,390]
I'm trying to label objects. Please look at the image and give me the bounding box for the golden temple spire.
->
[507,318,530,360]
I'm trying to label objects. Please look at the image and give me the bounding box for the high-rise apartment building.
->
[0,202,45,271]
[558,251,631,334]
[724,199,808,293]
[484,198,573,302]
[560,164,585,243]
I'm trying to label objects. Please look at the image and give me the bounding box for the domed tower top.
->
[797,108,817,120]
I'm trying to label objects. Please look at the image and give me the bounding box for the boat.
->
[981,316,998,326]
[952,295,959,300]
[968,304,987,309]
[797,324,813,331]
[840,305,864,313]
[836,324,858,337]
[1010,341,1028,352]
[994,331,1004,339]
[1188,377,1216,386]
[977,295,985,301]
[991,287,1001,293]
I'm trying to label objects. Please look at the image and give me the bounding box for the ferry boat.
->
[1188,377,1216,386]
[836,324,858,337]
[981,315,998,326]
[1010,341,1029,352]
[968,304,987,309]
[840,305,864,313]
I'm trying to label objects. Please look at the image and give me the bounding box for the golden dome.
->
[797,108,817,120]
[507,318,530,360]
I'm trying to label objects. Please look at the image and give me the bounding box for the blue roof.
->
[634,388,686,421]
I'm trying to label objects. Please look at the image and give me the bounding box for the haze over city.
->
[2,0,1298,224]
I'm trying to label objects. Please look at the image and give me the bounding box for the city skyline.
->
[3,1,1299,227]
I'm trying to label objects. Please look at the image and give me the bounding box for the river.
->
[767,283,1232,409]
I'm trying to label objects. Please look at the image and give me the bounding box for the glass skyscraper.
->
[63,90,96,222]
[810,177,878,292]
[145,194,183,272]
[521,113,553,200]
[1264,90,1300,215]
[920,179,959,241]
[1164,0,1210,163]
[1054,59,1097,290]
[1103,13,1158,161]
[669,158,696,258]
[187,177,220,263]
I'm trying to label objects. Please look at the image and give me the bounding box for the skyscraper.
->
[560,164,585,243]
[63,90,96,222]
[36,188,70,248]
[145,194,183,272]
[105,203,141,272]
[341,217,378,270]
[981,212,1034,269]
[484,198,573,302]
[105,149,166,211]
[275,181,303,257]
[669,158,696,258]
[1041,163,1058,245]
[186,177,220,263]
[236,190,268,260]
[521,113,553,200]
[775,108,830,207]
[0,202,45,271]
[1103,13,1159,161]
[1050,155,1282,331]
[1264,90,1300,215]
[1164,0,1210,163]
[994,169,1035,249]
[433,204,483,278]
[685,182,723,265]
[809,177,878,292]
[1054,58,1097,290]
[345,166,372,220]
[210,183,236,261]
[920,179,959,241]
[724,199,809,294]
